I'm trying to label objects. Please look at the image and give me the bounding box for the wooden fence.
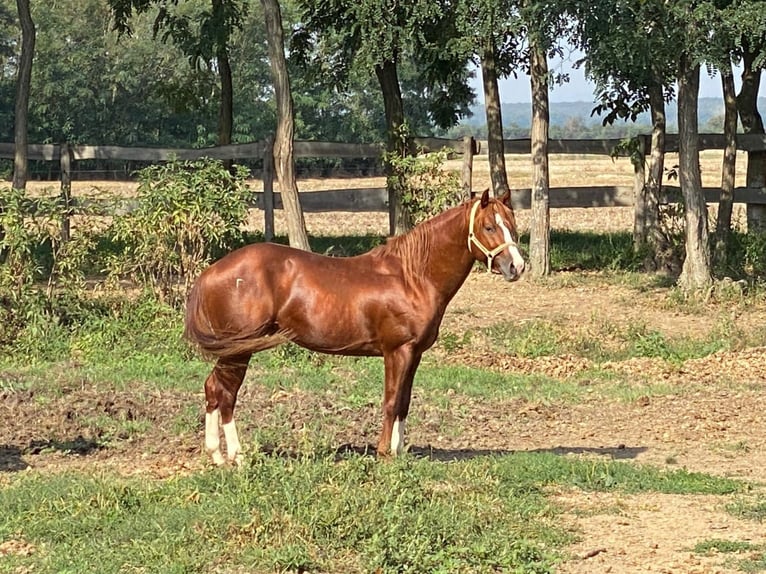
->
[2,133,766,240]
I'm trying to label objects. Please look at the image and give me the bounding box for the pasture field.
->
[3,151,766,573]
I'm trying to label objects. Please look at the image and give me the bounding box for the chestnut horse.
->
[184,189,525,465]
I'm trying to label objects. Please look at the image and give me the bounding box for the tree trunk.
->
[217,49,233,146]
[213,0,233,149]
[736,48,764,134]
[714,69,737,267]
[481,39,510,198]
[677,60,712,291]
[736,47,766,232]
[261,0,310,251]
[644,84,667,268]
[217,47,234,171]
[528,40,550,277]
[375,60,412,235]
[12,0,35,191]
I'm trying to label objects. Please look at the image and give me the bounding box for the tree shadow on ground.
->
[0,446,28,472]
[332,443,647,462]
[0,436,104,472]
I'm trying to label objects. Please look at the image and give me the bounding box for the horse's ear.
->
[500,189,512,207]
[480,188,490,208]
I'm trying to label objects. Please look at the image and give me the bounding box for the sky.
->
[471,51,766,104]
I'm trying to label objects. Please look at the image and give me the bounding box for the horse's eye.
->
[484,225,495,233]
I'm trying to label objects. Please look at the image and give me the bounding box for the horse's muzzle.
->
[497,257,524,282]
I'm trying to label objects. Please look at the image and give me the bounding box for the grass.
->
[0,451,747,574]
[728,496,766,523]
[694,539,766,573]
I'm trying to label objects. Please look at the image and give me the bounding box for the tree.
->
[261,0,310,250]
[6,0,223,146]
[670,2,715,291]
[700,1,740,262]
[729,1,766,232]
[528,38,550,276]
[522,0,570,277]
[714,68,738,266]
[12,0,34,190]
[676,54,712,291]
[570,0,676,268]
[294,0,475,234]
[109,0,244,147]
[453,0,524,199]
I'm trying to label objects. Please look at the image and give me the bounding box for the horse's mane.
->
[370,202,467,284]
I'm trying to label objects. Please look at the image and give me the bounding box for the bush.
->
[384,125,463,226]
[713,229,766,281]
[106,158,254,306]
[0,187,95,354]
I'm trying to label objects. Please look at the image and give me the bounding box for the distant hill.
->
[458,97,766,133]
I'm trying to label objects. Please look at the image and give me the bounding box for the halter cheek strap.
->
[467,200,517,273]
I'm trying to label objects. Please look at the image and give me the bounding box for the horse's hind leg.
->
[204,354,251,466]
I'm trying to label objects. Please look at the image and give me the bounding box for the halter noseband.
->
[467,199,517,273]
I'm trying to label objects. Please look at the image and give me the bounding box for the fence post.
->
[461,136,478,199]
[262,135,275,241]
[632,135,647,248]
[60,142,73,242]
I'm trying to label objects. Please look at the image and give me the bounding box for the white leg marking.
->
[205,410,225,466]
[495,214,526,274]
[223,420,244,466]
[391,418,406,456]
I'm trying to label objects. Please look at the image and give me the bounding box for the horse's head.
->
[467,189,526,281]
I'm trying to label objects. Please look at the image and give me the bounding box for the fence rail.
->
[3,134,766,239]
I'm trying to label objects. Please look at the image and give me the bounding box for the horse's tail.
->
[184,279,291,361]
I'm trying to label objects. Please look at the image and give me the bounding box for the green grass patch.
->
[0,451,748,574]
[475,313,753,367]
[728,496,766,523]
[694,539,766,573]
[694,539,757,554]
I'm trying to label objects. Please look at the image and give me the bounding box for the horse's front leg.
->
[378,346,422,457]
[204,355,251,466]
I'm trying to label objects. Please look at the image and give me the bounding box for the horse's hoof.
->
[210,451,226,467]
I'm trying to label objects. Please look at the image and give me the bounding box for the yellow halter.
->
[467,200,517,273]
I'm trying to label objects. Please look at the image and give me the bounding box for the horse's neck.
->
[419,205,474,306]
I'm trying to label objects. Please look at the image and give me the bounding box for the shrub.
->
[0,187,95,353]
[106,158,254,306]
[384,125,463,226]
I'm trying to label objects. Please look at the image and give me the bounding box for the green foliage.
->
[0,187,98,354]
[106,158,254,305]
[0,455,563,573]
[385,127,463,226]
[694,538,766,573]
[610,136,645,169]
[716,230,766,281]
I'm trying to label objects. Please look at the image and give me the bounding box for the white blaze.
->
[391,418,406,455]
[495,214,525,274]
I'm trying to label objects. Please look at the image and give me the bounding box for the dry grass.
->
[22,149,750,237]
